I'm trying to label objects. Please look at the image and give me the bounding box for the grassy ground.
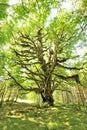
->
[0,103,87,130]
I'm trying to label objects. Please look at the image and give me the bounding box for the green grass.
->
[0,103,87,130]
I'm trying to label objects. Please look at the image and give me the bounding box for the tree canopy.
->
[0,0,87,105]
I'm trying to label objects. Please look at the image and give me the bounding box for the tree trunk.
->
[40,77,54,106]
[41,91,54,106]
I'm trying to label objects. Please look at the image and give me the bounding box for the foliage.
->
[0,0,87,105]
[0,0,9,19]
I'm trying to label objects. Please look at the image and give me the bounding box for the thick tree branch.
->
[4,68,43,93]
[0,3,10,6]
[57,55,79,63]
[57,62,83,70]
[55,88,71,93]
[5,68,27,90]
[58,74,80,83]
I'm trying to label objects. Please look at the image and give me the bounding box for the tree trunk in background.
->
[77,85,86,105]
[0,86,5,106]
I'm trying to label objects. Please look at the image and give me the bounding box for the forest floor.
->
[0,102,87,130]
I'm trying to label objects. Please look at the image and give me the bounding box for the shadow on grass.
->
[0,103,87,130]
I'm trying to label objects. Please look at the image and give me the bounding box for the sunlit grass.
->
[0,103,87,130]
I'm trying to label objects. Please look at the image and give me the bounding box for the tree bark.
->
[40,76,54,106]
[41,90,54,106]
